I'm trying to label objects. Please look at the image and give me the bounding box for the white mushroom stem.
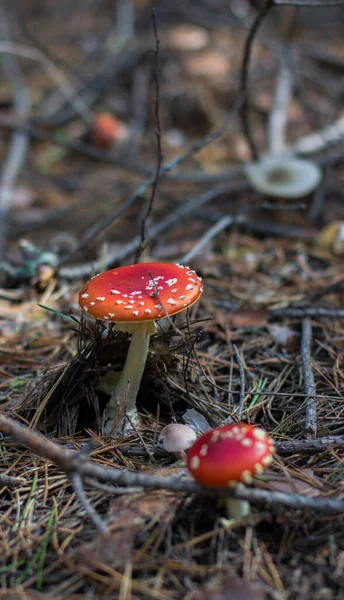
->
[104,320,155,434]
[225,497,251,520]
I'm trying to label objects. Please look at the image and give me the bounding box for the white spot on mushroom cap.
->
[185,284,194,291]
[254,463,264,475]
[190,455,200,470]
[96,297,105,301]
[81,293,89,299]
[83,306,88,312]
[167,298,177,306]
[252,428,268,441]
[255,441,267,453]
[241,470,253,484]
[110,289,120,295]
[165,278,178,286]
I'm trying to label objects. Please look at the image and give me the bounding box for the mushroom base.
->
[225,498,251,519]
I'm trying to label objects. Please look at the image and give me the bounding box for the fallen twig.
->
[179,215,239,264]
[233,344,246,419]
[1,412,344,516]
[300,319,317,438]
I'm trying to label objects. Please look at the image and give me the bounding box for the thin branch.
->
[0,117,151,176]
[179,215,238,264]
[239,0,274,160]
[276,436,344,454]
[0,41,93,124]
[70,471,108,533]
[2,412,344,514]
[289,115,344,155]
[233,344,246,419]
[300,319,317,438]
[0,473,26,487]
[135,9,163,263]
[107,436,344,457]
[274,0,344,5]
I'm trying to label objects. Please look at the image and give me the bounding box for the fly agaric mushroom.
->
[90,113,128,149]
[79,262,203,433]
[245,156,322,199]
[186,423,274,518]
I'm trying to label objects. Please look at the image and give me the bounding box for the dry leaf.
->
[227,309,268,328]
[74,490,180,570]
[261,468,323,497]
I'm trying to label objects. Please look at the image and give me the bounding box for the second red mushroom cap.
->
[187,424,274,488]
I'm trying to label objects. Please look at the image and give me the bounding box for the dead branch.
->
[1,412,344,516]
[301,318,317,438]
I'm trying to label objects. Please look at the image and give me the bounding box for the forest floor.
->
[1,1,344,598]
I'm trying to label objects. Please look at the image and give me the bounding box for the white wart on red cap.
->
[79,262,203,323]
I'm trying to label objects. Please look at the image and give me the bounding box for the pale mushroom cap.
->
[158,424,197,453]
[245,156,322,199]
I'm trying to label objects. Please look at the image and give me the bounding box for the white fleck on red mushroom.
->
[186,423,274,518]
[78,262,203,434]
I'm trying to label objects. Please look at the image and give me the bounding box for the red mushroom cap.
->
[79,262,203,323]
[91,113,120,148]
[186,424,274,487]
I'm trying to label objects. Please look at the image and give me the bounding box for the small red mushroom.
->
[90,113,127,149]
[79,262,203,433]
[186,423,274,517]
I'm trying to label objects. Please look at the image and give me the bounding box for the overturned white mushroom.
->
[158,424,197,459]
[245,156,322,199]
